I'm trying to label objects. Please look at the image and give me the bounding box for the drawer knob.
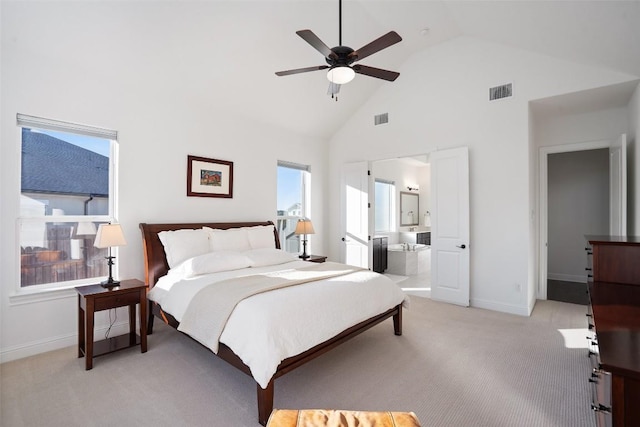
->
[591,404,611,414]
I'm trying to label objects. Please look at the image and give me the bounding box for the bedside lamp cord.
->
[105,309,117,339]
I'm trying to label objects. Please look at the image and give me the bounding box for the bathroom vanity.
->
[372,237,388,274]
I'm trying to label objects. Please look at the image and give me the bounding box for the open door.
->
[430,147,470,306]
[609,134,627,236]
[340,162,370,268]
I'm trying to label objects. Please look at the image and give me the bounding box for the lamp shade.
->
[294,219,315,235]
[94,223,127,248]
[327,66,355,84]
[74,221,97,237]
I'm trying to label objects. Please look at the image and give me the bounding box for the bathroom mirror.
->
[400,191,419,226]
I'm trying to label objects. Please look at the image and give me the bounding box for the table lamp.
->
[94,223,127,287]
[294,219,315,259]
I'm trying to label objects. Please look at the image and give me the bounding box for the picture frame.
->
[187,155,233,198]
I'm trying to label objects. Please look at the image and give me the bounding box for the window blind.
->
[17,113,118,140]
[375,178,395,185]
[278,160,310,172]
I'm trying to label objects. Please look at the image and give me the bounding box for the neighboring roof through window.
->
[21,128,109,197]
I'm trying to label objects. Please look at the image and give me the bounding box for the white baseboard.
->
[0,322,131,364]
[471,297,530,316]
[402,288,431,298]
[547,273,586,283]
[528,293,537,316]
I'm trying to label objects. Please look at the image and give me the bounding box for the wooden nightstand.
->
[305,255,327,263]
[76,279,147,370]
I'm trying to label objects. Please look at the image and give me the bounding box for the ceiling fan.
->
[275,0,402,98]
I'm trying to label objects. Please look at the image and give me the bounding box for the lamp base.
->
[101,255,119,287]
[299,238,309,259]
[101,279,120,288]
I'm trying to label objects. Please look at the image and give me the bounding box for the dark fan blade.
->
[349,31,402,62]
[353,64,399,82]
[296,30,337,60]
[275,65,329,77]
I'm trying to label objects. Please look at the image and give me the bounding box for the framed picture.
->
[187,155,233,198]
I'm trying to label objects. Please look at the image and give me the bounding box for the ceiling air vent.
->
[489,83,513,101]
[374,113,389,126]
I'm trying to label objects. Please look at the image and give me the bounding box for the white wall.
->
[328,36,637,316]
[0,6,328,362]
[535,107,629,147]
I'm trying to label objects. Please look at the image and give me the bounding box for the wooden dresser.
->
[586,236,640,427]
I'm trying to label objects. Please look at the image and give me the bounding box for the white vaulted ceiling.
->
[4,1,640,139]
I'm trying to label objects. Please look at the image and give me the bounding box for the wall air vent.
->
[374,113,389,126]
[489,83,513,101]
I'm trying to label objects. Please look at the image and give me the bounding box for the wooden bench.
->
[266,409,421,427]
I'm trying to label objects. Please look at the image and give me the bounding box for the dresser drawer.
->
[589,367,612,427]
[593,408,612,427]
[94,290,140,311]
[587,333,599,370]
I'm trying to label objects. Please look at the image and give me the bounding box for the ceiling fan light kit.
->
[275,0,402,98]
[327,66,355,84]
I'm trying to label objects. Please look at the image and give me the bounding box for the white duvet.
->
[147,260,409,389]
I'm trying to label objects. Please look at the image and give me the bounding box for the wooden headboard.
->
[139,221,280,288]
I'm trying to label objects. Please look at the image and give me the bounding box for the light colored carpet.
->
[0,297,595,427]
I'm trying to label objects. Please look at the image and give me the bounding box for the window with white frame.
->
[375,179,395,233]
[276,161,310,253]
[17,114,118,289]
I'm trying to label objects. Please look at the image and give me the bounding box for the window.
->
[276,161,310,253]
[375,179,395,232]
[17,114,118,289]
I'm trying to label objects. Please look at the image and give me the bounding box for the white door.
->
[609,134,627,236]
[340,162,370,267]
[430,147,470,306]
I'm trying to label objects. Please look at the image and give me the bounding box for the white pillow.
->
[176,251,252,278]
[203,227,251,252]
[244,248,298,267]
[158,229,210,268]
[247,225,277,249]
[204,227,251,252]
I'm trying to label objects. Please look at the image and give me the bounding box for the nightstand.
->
[305,255,327,263]
[76,279,147,370]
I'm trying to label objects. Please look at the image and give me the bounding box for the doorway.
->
[539,136,626,302]
[370,155,432,297]
[341,147,470,307]
[547,149,608,304]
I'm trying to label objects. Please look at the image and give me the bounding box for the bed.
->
[139,221,407,425]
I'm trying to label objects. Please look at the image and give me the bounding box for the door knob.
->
[457,244,466,249]
[341,237,346,242]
